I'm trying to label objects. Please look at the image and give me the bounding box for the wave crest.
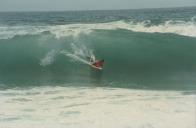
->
[0,19,196,39]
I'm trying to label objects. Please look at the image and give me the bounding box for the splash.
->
[40,49,58,66]
[60,43,95,65]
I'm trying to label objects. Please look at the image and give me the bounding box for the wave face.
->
[0,7,196,90]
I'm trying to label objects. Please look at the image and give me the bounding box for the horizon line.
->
[0,5,195,13]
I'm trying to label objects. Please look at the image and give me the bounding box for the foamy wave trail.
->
[0,19,196,39]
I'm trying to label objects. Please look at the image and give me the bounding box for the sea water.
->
[0,7,196,128]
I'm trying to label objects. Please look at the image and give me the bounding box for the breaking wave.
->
[0,25,196,89]
[0,19,196,39]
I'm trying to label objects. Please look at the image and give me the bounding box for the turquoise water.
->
[0,7,196,90]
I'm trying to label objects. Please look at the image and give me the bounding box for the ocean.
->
[0,7,196,128]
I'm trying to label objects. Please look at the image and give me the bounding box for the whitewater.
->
[0,19,196,39]
[0,86,195,128]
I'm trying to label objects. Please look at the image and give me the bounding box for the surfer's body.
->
[91,59,104,70]
[87,56,104,70]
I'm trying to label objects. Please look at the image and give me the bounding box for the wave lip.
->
[0,26,47,39]
[0,19,196,39]
[128,20,196,37]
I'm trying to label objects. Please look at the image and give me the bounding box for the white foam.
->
[0,26,48,39]
[0,20,196,39]
[48,20,196,38]
[0,86,195,128]
[128,20,196,37]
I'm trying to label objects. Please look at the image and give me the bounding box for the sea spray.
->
[60,43,95,65]
[40,50,58,66]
